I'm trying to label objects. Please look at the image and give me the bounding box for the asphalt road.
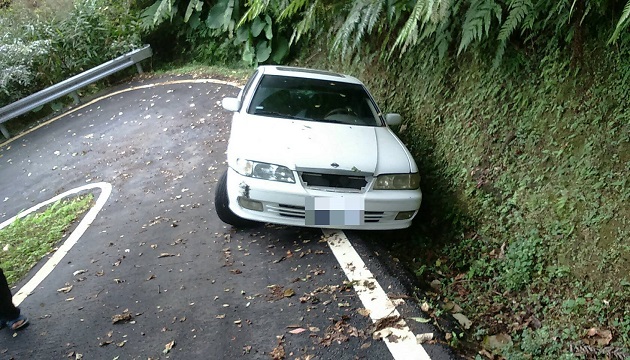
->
[0,76,459,360]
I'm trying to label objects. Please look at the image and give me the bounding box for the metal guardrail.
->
[0,45,153,139]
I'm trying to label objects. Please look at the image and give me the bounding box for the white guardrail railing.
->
[0,45,153,139]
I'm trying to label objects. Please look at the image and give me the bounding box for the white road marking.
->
[0,182,112,305]
[323,229,432,360]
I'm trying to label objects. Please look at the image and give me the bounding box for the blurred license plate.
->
[305,196,364,226]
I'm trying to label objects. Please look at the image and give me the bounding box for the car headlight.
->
[373,173,420,190]
[233,159,295,183]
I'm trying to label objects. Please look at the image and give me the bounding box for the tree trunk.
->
[571,0,585,69]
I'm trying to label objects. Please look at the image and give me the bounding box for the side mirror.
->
[385,113,402,126]
[222,97,242,112]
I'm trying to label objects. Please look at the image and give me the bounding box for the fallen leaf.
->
[283,288,295,298]
[158,253,175,258]
[452,313,472,329]
[443,301,463,313]
[288,328,306,334]
[308,326,320,332]
[421,302,431,312]
[410,317,431,323]
[73,270,88,276]
[583,327,613,346]
[270,343,285,360]
[357,308,371,317]
[242,345,252,355]
[483,333,513,351]
[112,311,133,324]
[373,328,393,340]
[57,284,73,293]
[163,340,176,354]
[99,340,113,347]
[372,315,402,332]
[430,279,441,290]
[416,333,434,344]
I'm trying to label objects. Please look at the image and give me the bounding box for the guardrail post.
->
[136,63,144,74]
[0,124,9,139]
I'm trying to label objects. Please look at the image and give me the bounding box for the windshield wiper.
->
[255,110,290,117]
[316,118,344,124]
[254,110,312,121]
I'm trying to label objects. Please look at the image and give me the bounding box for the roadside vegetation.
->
[0,195,93,286]
[0,0,142,133]
[1,0,628,358]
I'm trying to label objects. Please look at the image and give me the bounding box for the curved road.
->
[0,76,458,360]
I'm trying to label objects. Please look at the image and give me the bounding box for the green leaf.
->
[271,36,289,63]
[264,14,273,40]
[256,40,272,62]
[206,0,229,29]
[251,17,265,37]
[236,25,250,43]
[410,317,431,323]
[51,102,64,112]
[188,12,201,29]
[242,42,255,64]
[609,0,630,43]
[184,0,203,23]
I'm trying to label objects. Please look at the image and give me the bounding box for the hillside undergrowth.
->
[299,40,629,358]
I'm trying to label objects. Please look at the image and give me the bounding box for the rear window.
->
[247,75,383,127]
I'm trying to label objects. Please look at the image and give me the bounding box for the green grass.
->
[152,63,254,84]
[0,195,94,286]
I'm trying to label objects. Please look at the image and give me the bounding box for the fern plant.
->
[610,0,630,43]
[458,0,502,54]
[140,0,176,30]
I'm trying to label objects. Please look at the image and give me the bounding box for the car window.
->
[246,75,383,126]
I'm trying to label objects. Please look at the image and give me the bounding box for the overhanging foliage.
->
[140,0,630,64]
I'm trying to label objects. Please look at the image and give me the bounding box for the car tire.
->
[215,170,259,228]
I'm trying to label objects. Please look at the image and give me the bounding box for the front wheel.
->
[214,170,258,228]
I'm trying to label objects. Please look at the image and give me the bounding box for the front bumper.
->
[224,167,422,230]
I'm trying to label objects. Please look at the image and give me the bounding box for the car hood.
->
[227,115,415,175]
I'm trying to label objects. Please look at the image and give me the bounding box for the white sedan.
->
[215,65,422,230]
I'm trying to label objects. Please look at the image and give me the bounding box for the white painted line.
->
[0,182,113,305]
[323,229,432,360]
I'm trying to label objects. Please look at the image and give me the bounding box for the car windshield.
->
[247,75,383,126]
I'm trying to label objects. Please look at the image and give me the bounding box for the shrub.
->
[0,0,142,108]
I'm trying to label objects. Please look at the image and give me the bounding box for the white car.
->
[215,65,422,230]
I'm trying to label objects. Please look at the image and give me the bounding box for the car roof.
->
[256,65,364,85]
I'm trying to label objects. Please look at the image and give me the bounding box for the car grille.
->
[268,204,384,223]
[364,211,384,223]
[268,204,305,218]
[300,172,367,190]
